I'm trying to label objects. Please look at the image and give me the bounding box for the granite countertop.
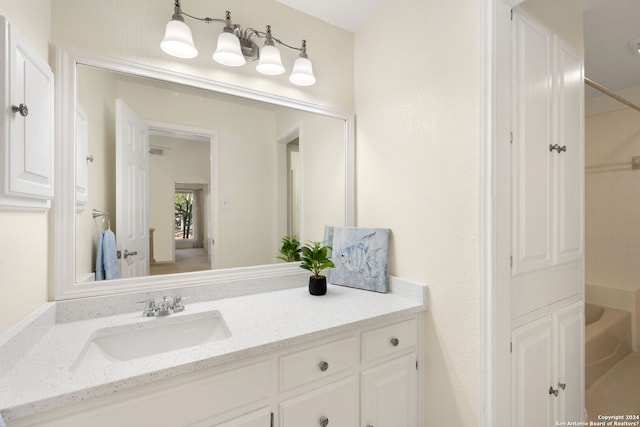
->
[0,279,427,421]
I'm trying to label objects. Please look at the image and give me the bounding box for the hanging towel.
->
[0,412,6,427]
[96,229,120,281]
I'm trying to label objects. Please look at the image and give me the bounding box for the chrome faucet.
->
[137,296,189,317]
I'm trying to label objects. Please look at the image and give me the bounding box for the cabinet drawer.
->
[280,376,357,427]
[280,336,357,392]
[362,319,417,363]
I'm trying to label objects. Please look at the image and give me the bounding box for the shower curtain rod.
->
[585,77,640,113]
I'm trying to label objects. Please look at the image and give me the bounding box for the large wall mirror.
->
[54,48,354,300]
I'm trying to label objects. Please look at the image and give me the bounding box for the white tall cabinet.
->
[510,9,585,427]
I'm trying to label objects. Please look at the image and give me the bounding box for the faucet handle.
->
[137,299,157,317]
[172,296,190,313]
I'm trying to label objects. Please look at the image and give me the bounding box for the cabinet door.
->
[553,37,584,266]
[279,376,357,427]
[361,353,417,427]
[555,303,584,423]
[0,16,54,209]
[511,316,554,427]
[8,20,53,199]
[511,11,554,276]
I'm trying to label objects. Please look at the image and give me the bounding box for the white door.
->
[555,303,584,424]
[279,377,357,427]
[511,316,554,427]
[361,353,417,427]
[116,99,149,278]
[511,11,554,276]
[554,38,584,266]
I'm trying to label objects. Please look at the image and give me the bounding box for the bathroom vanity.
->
[0,275,427,426]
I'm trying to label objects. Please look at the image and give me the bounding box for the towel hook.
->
[92,209,111,230]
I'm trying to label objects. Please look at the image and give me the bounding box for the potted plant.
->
[276,235,301,262]
[299,241,335,295]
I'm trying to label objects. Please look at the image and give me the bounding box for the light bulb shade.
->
[161,19,198,59]
[213,31,246,67]
[256,44,285,75]
[289,57,316,86]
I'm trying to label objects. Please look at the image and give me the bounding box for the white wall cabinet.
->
[0,16,54,210]
[7,315,422,427]
[511,302,584,427]
[511,10,584,318]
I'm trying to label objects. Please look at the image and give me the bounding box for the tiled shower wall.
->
[585,108,640,288]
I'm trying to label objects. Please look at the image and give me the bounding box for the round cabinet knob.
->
[319,361,329,372]
[12,103,29,117]
[319,416,329,427]
[390,337,400,347]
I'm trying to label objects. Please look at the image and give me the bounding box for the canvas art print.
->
[325,226,391,293]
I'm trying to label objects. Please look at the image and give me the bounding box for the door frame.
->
[479,0,522,426]
[146,120,220,269]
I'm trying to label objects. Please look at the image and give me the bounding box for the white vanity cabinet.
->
[6,314,422,427]
[0,16,54,210]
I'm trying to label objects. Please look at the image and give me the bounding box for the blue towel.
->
[0,412,6,427]
[96,230,120,281]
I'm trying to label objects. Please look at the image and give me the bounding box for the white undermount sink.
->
[72,311,230,371]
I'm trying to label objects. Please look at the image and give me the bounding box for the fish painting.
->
[327,226,390,293]
[339,232,382,278]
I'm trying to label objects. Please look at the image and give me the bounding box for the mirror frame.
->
[53,47,355,300]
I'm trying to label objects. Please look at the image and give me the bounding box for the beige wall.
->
[354,0,480,424]
[0,1,51,333]
[51,0,354,112]
[585,104,640,288]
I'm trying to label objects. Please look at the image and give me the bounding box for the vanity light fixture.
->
[160,0,316,86]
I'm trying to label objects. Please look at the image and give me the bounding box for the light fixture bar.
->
[161,1,316,86]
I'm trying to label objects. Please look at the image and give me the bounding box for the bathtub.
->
[585,303,631,388]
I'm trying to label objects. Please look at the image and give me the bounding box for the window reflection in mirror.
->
[74,64,347,284]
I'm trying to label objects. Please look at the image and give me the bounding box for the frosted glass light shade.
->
[160,19,198,59]
[213,32,246,67]
[256,45,285,75]
[289,57,316,86]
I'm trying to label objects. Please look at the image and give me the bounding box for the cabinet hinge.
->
[510,131,513,144]
[510,341,513,353]
[270,412,274,427]
[416,360,419,370]
[510,8,513,20]
[510,255,513,268]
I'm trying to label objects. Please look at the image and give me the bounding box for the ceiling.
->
[277,0,640,99]
[274,0,386,33]
[580,0,640,98]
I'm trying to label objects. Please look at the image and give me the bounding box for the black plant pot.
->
[308,275,327,296]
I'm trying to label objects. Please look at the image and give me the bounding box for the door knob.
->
[319,416,329,427]
[123,249,138,259]
[548,386,558,396]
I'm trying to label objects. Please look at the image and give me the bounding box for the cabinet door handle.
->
[548,386,558,396]
[12,103,29,117]
[558,382,566,390]
[549,144,567,153]
[319,415,329,426]
[390,337,400,347]
[319,361,329,372]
